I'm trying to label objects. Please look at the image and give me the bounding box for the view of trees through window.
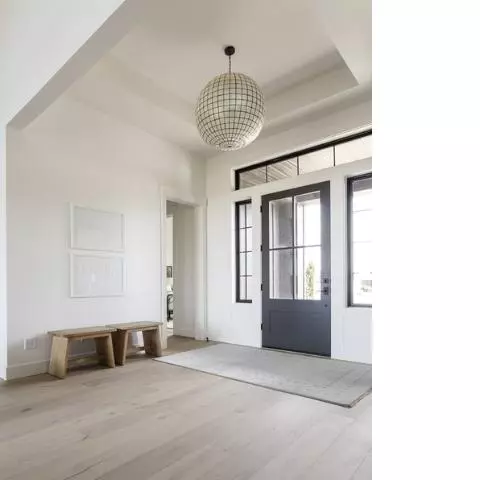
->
[269,190,323,300]
[235,173,372,307]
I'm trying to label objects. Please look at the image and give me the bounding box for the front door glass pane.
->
[268,191,325,301]
[269,197,293,248]
[295,191,321,247]
[295,246,322,300]
[270,249,293,299]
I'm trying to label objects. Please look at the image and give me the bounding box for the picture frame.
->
[70,252,126,298]
[70,204,125,252]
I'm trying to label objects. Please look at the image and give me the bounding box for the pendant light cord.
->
[225,45,235,74]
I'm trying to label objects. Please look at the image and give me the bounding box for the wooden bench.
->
[48,326,116,379]
[107,321,162,365]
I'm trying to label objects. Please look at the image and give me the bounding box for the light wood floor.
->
[0,337,371,480]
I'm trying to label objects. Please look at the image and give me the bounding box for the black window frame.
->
[347,172,373,308]
[234,129,372,190]
[235,200,253,303]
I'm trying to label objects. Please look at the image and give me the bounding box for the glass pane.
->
[353,210,372,242]
[239,252,246,275]
[269,197,293,248]
[246,227,252,252]
[295,247,322,300]
[246,252,252,275]
[239,229,246,252]
[238,204,246,228]
[239,277,246,300]
[352,185,372,212]
[298,147,334,174]
[353,241,372,273]
[239,167,267,189]
[352,175,372,194]
[295,191,321,246]
[349,173,372,305]
[336,136,372,165]
[246,276,252,300]
[245,202,252,227]
[352,272,372,305]
[270,249,293,299]
[267,159,298,182]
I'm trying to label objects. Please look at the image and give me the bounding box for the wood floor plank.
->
[247,410,354,480]
[350,451,372,480]
[299,405,372,480]
[0,337,372,480]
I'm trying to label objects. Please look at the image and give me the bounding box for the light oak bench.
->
[48,326,116,379]
[107,321,162,365]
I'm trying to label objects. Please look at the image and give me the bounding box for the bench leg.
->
[48,336,69,379]
[111,330,128,366]
[95,335,115,368]
[143,328,162,357]
[160,323,168,350]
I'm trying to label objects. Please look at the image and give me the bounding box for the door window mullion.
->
[291,195,296,300]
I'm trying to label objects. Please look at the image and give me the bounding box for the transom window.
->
[235,130,372,190]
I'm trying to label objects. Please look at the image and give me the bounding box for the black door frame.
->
[261,181,331,356]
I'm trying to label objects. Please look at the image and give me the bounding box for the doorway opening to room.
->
[164,200,202,341]
[261,181,331,356]
[165,206,174,336]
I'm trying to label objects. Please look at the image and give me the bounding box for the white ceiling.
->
[68,0,371,157]
[111,0,338,102]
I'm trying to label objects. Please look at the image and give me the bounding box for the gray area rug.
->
[155,343,371,408]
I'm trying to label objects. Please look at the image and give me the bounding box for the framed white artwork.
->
[70,205,125,252]
[70,253,126,298]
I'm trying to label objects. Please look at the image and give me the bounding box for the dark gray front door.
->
[261,181,331,356]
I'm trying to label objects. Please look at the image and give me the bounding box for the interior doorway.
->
[165,200,199,340]
[165,208,174,336]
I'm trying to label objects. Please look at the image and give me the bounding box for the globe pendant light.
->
[195,46,265,151]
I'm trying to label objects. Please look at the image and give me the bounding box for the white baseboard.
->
[5,350,98,380]
[172,328,195,338]
[6,360,49,380]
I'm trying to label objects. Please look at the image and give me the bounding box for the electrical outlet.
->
[24,337,37,350]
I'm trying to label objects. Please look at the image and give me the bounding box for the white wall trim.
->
[5,350,97,380]
[6,360,50,380]
[159,189,207,342]
[194,204,207,341]
[159,187,168,327]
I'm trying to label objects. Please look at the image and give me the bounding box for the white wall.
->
[205,99,372,364]
[0,0,134,126]
[0,128,7,379]
[4,95,204,379]
[1,2,144,378]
